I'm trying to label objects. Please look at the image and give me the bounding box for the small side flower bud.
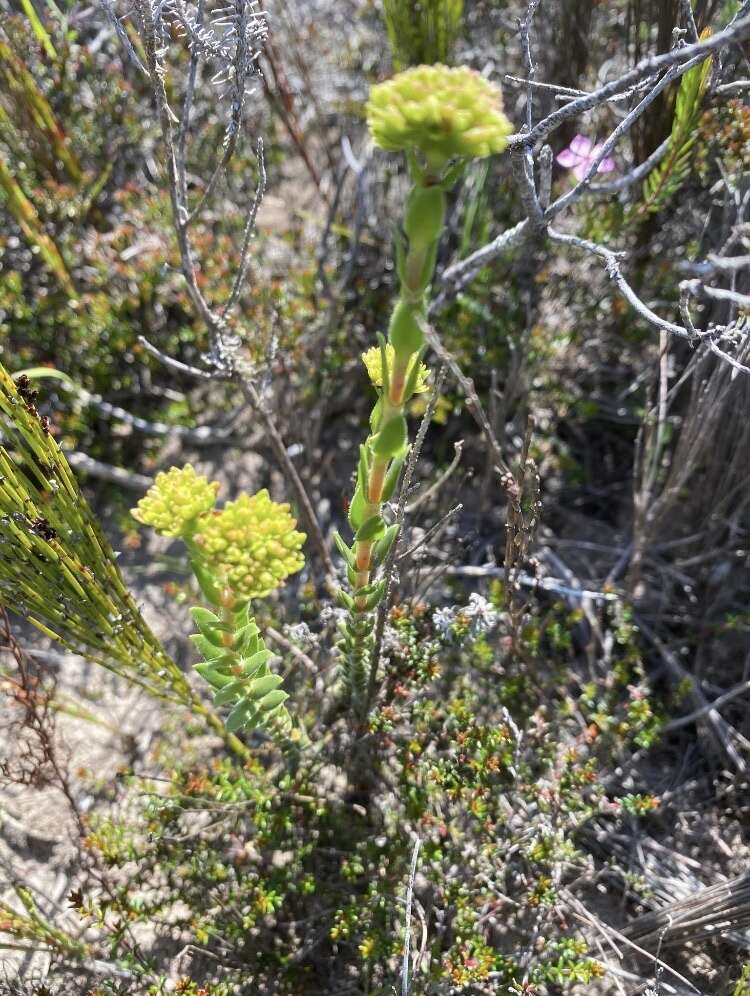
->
[362,343,429,394]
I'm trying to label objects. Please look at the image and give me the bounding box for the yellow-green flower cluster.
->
[362,343,430,393]
[195,490,305,600]
[366,64,513,166]
[131,465,220,537]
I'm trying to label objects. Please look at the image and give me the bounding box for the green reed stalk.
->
[0,363,250,760]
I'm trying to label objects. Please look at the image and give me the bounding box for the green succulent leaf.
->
[249,674,284,699]
[257,689,289,712]
[214,680,247,707]
[402,345,429,401]
[190,633,225,661]
[233,623,261,656]
[190,607,221,628]
[191,607,233,645]
[373,415,408,457]
[381,454,406,503]
[356,514,386,542]
[357,445,370,493]
[377,332,391,397]
[239,649,274,676]
[333,530,357,568]
[389,300,424,356]
[336,588,356,610]
[190,559,222,606]
[226,700,258,733]
[348,485,367,531]
[193,663,235,688]
[372,524,401,567]
[361,580,387,612]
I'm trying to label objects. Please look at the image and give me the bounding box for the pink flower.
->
[556,134,616,181]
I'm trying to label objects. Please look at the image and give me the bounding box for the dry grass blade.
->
[622,872,750,949]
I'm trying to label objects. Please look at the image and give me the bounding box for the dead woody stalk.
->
[128,0,333,578]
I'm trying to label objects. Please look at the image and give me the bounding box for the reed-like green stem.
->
[0,34,82,185]
[0,363,251,762]
[0,154,75,294]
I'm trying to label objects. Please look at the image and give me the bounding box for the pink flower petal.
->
[558,135,616,179]
[569,134,593,156]
[556,148,578,168]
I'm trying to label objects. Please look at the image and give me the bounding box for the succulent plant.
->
[0,364,257,758]
[334,65,513,718]
[131,469,306,743]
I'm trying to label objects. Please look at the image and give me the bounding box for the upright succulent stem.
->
[335,64,512,722]
[336,175,447,718]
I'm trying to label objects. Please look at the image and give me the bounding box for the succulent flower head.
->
[366,64,513,168]
[194,489,305,600]
[362,343,430,394]
[131,465,220,537]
